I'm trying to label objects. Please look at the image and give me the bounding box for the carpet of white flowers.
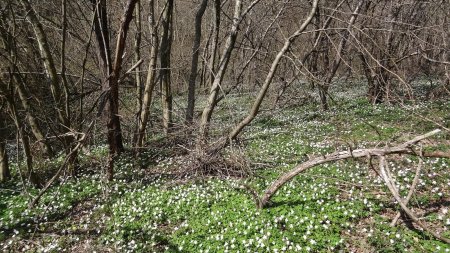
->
[1,89,449,252]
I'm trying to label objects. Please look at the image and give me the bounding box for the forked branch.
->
[258,129,447,208]
[379,156,450,244]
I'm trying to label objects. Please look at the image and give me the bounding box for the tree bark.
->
[0,7,55,157]
[197,0,275,142]
[19,0,69,127]
[198,0,243,142]
[0,81,40,186]
[160,0,174,134]
[0,118,10,182]
[14,75,54,157]
[208,0,221,87]
[133,0,142,146]
[91,0,138,180]
[136,0,158,147]
[186,0,208,124]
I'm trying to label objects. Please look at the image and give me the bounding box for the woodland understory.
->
[0,0,449,252]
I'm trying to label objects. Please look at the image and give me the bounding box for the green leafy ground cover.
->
[1,91,449,252]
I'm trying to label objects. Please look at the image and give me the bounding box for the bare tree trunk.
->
[0,81,40,186]
[228,0,319,140]
[0,7,55,157]
[318,0,365,110]
[136,0,158,148]
[308,7,321,90]
[0,118,10,182]
[19,0,69,127]
[186,0,208,124]
[77,9,96,130]
[208,0,220,87]
[197,0,263,143]
[133,0,142,145]
[60,0,78,174]
[367,2,400,104]
[107,0,139,179]
[14,76,54,156]
[160,0,174,134]
[60,0,70,129]
[198,0,243,142]
[91,0,138,180]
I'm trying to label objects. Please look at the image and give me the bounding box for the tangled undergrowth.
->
[1,86,449,252]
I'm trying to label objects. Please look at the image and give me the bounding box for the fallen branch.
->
[390,152,423,226]
[379,156,450,244]
[258,129,446,208]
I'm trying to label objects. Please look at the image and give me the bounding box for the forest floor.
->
[1,82,450,252]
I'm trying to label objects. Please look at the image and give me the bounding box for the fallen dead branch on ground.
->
[257,129,450,243]
[379,156,450,244]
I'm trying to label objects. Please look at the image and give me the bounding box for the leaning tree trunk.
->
[197,0,269,143]
[228,0,319,141]
[159,0,174,135]
[19,0,69,128]
[0,10,55,157]
[186,0,208,124]
[0,82,40,186]
[197,0,318,158]
[16,77,54,157]
[107,0,139,180]
[198,0,244,143]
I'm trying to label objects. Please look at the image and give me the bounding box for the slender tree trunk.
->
[133,0,142,145]
[19,0,69,127]
[15,76,54,156]
[136,0,158,147]
[0,82,40,186]
[365,2,399,104]
[60,0,71,129]
[0,119,10,182]
[318,0,365,110]
[208,0,221,87]
[308,8,320,90]
[60,0,78,174]
[197,0,262,142]
[229,0,319,140]
[186,0,208,123]
[91,0,138,180]
[78,9,96,130]
[160,0,174,134]
[198,0,243,142]
[0,8,55,157]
